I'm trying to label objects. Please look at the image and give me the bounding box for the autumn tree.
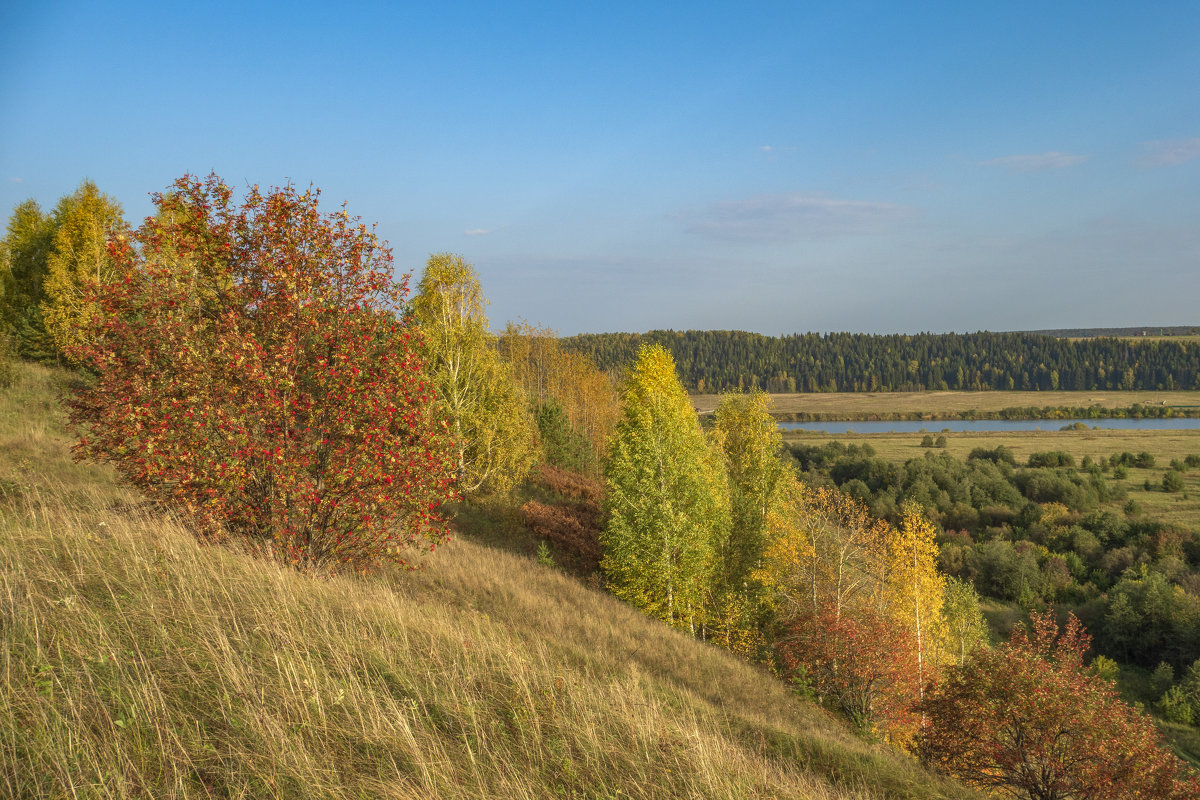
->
[407,254,537,496]
[602,344,730,634]
[0,199,58,361]
[918,611,1200,799]
[497,321,618,477]
[67,174,457,570]
[887,501,947,692]
[707,391,788,655]
[41,180,127,360]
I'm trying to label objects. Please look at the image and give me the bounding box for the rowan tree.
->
[777,601,920,735]
[602,344,730,634]
[67,174,457,570]
[407,254,537,496]
[41,180,127,360]
[917,611,1200,799]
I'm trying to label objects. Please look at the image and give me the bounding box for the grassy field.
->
[692,389,1200,417]
[0,363,978,800]
[783,427,1200,533]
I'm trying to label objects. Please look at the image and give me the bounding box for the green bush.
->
[1163,470,1185,493]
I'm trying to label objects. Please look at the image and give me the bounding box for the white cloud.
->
[463,228,491,236]
[1137,137,1200,168]
[979,151,1090,172]
[683,192,912,242]
[9,177,22,183]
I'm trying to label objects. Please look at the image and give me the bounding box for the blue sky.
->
[3,1,1198,335]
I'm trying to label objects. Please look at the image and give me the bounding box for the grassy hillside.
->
[0,364,977,799]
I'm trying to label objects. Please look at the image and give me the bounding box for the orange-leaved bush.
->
[917,611,1200,799]
[67,174,457,570]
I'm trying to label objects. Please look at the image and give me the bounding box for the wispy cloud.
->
[9,177,22,183]
[980,151,1090,173]
[463,228,492,236]
[683,193,912,242]
[1137,137,1200,168]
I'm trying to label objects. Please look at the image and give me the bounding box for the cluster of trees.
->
[564,329,1200,392]
[3,174,612,571]
[0,180,126,367]
[598,344,1197,794]
[788,440,1200,674]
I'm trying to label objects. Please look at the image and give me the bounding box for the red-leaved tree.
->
[67,174,457,570]
[917,611,1200,799]
[776,601,921,738]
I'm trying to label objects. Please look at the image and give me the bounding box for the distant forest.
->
[1029,326,1200,338]
[562,330,1200,393]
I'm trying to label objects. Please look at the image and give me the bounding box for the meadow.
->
[0,363,978,799]
[781,427,1200,532]
[692,389,1200,418]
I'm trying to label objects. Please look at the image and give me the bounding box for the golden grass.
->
[0,364,978,799]
[692,390,1200,417]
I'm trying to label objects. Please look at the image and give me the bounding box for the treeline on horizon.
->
[563,329,1200,394]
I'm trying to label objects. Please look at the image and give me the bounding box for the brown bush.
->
[522,498,602,573]
[530,464,603,505]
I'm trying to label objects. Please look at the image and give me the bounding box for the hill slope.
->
[0,365,976,799]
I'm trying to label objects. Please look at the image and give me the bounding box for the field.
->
[692,390,1200,418]
[782,427,1200,532]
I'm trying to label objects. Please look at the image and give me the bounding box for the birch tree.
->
[601,344,729,634]
[408,253,536,496]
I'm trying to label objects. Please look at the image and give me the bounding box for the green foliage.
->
[1157,685,1195,725]
[67,174,457,570]
[940,577,988,665]
[934,435,947,449]
[564,329,1200,392]
[408,253,537,497]
[534,398,593,473]
[1163,469,1186,493]
[920,434,934,448]
[1151,661,1177,696]
[0,199,58,361]
[601,344,730,634]
[1027,450,1075,468]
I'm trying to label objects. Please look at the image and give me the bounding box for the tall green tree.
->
[41,180,127,360]
[0,199,57,361]
[602,344,730,634]
[408,253,536,496]
[708,390,787,653]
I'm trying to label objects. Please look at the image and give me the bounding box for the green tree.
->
[939,576,988,666]
[602,344,730,634]
[41,180,127,360]
[710,391,786,595]
[0,199,57,361]
[408,253,537,496]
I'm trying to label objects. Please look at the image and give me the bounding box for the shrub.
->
[67,175,457,570]
[1028,451,1076,468]
[1163,470,1185,493]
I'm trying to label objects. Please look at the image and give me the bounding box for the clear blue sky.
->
[3,1,1198,335]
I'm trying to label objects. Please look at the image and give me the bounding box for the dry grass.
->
[692,390,1200,417]
[0,364,978,800]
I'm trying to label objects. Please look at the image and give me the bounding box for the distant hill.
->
[563,329,1200,393]
[1026,326,1200,338]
